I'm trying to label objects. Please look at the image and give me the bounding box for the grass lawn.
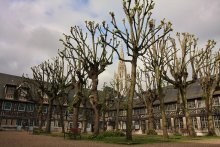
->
[38,132,220,145]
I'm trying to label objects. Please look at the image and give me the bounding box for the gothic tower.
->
[114,47,130,96]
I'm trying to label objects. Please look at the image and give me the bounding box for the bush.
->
[147,129,157,135]
[87,130,125,140]
[33,128,45,135]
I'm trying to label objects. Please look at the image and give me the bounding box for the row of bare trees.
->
[136,33,220,139]
[25,0,219,141]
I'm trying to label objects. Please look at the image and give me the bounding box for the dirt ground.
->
[0,131,220,147]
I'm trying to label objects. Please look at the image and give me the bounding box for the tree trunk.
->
[146,98,154,131]
[90,77,100,136]
[158,86,169,139]
[126,56,137,141]
[45,98,54,133]
[72,107,79,128]
[59,105,65,133]
[115,99,120,131]
[72,82,83,129]
[174,91,181,134]
[180,88,196,137]
[102,111,106,132]
[82,102,88,133]
[206,94,216,136]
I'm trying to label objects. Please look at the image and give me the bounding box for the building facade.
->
[109,56,220,136]
[1,66,220,136]
[0,73,70,131]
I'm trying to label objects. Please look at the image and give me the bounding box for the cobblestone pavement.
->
[0,131,220,147]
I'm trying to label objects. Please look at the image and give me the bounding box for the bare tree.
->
[100,83,115,132]
[102,0,172,140]
[198,40,220,136]
[136,70,157,134]
[141,37,172,138]
[31,57,73,133]
[162,33,206,137]
[59,47,88,130]
[60,21,118,135]
[22,76,46,130]
[110,77,129,131]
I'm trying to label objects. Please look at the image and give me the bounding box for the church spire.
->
[120,45,124,60]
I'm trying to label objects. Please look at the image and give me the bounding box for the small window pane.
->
[18,103,26,111]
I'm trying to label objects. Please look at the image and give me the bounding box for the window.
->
[133,109,140,115]
[153,105,160,112]
[122,121,126,130]
[166,103,176,111]
[192,117,198,129]
[176,118,184,129]
[16,119,22,126]
[197,100,205,108]
[139,108,146,114]
[42,106,47,113]
[134,121,140,130]
[166,118,172,130]
[213,97,220,106]
[29,120,34,126]
[214,116,220,128]
[26,104,34,112]
[154,119,161,130]
[5,86,16,99]
[18,103,26,111]
[188,101,195,109]
[4,102,12,110]
[200,116,208,129]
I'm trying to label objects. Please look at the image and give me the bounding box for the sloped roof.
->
[0,72,23,98]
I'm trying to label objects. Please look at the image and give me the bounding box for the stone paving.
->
[0,131,220,147]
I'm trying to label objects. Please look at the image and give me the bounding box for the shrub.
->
[33,128,45,135]
[87,130,125,140]
[147,129,157,135]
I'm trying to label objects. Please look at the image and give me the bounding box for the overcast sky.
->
[0,0,220,88]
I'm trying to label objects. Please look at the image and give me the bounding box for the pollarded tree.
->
[31,57,73,133]
[99,83,115,132]
[102,0,172,140]
[142,37,171,138]
[110,76,129,131]
[198,40,220,136]
[60,21,118,136]
[59,48,88,129]
[136,70,157,134]
[22,76,46,130]
[162,33,207,137]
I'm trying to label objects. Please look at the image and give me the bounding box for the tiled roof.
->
[0,72,23,99]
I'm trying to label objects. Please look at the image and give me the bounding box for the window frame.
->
[18,103,26,111]
[3,101,12,110]
[26,104,34,112]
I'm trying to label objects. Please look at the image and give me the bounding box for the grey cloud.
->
[27,26,62,55]
[0,0,219,88]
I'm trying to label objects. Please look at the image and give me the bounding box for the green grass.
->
[38,132,220,145]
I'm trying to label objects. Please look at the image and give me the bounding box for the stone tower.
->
[114,47,130,96]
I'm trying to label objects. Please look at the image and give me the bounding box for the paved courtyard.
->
[0,131,220,147]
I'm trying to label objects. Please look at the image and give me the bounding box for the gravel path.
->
[0,131,220,147]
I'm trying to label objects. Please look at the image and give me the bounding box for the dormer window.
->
[5,84,16,99]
